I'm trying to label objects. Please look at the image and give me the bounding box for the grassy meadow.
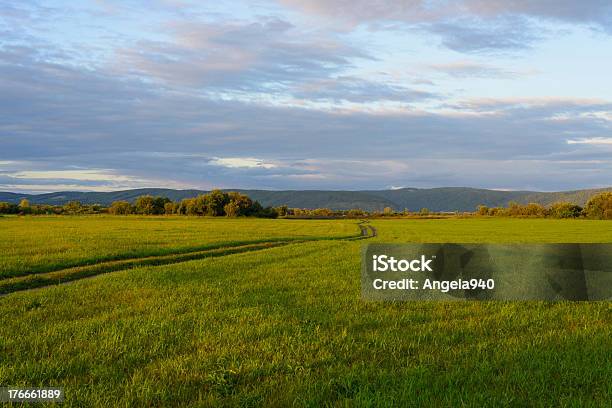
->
[0,216,610,406]
[0,216,357,279]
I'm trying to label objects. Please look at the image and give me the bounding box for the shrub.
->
[63,201,83,215]
[584,192,612,219]
[108,201,133,215]
[0,202,18,214]
[224,201,239,217]
[523,203,547,217]
[549,202,583,219]
[164,202,175,215]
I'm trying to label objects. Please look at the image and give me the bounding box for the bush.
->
[63,201,83,215]
[584,192,612,219]
[134,195,169,215]
[255,206,278,218]
[0,202,19,214]
[108,201,133,215]
[19,199,31,214]
[347,209,366,218]
[275,205,289,217]
[205,189,229,216]
[523,203,547,217]
[164,202,175,215]
[549,202,583,219]
[224,201,239,217]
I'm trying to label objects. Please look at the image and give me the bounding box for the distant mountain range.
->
[2,187,611,212]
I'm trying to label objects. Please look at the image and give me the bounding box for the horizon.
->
[2,1,612,192]
[3,185,612,197]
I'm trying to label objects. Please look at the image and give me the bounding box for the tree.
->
[19,198,31,213]
[134,195,169,215]
[488,207,505,216]
[226,192,255,216]
[192,195,207,215]
[108,201,133,215]
[476,205,489,216]
[275,205,288,217]
[164,202,175,215]
[224,201,240,217]
[383,207,394,215]
[176,198,196,215]
[523,203,547,217]
[312,208,333,217]
[584,192,612,219]
[134,195,155,215]
[63,201,83,215]
[0,202,18,214]
[347,208,366,218]
[506,201,522,217]
[255,206,278,218]
[549,202,582,219]
[205,189,229,216]
[419,208,430,216]
[153,197,171,215]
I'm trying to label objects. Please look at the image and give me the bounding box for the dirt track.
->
[2,220,377,296]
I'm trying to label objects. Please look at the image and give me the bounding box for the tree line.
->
[108,190,278,218]
[475,192,612,219]
[0,190,279,218]
[1,191,611,220]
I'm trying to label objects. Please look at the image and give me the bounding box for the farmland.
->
[0,216,610,406]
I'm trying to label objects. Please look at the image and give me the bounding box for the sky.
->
[1,0,612,193]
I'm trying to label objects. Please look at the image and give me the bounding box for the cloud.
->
[423,17,542,53]
[426,61,519,78]
[567,137,612,145]
[278,0,612,52]
[2,40,611,191]
[443,97,612,116]
[209,157,278,169]
[289,76,437,103]
[278,0,612,28]
[114,17,369,94]
[1,6,611,193]
[0,165,176,192]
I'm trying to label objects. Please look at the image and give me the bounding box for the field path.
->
[1,220,376,295]
[351,220,377,239]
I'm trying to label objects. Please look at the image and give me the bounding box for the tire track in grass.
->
[347,220,377,240]
[0,238,302,281]
[1,220,377,295]
[0,242,290,295]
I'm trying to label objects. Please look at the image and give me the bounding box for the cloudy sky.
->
[1,0,612,192]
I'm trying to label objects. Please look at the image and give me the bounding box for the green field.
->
[1,216,610,406]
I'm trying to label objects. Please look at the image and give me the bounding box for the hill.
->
[1,187,611,212]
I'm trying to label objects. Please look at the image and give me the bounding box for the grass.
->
[0,217,610,406]
[0,241,292,294]
[0,216,357,279]
[371,217,612,243]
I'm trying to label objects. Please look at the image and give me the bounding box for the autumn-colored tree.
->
[19,198,30,209]
[108,201,133,215]
[476,205,489,216]
[164,202,175,215]
[549,202,582,218]
[223,201,240,217]
[63,201,83,214]
[0,202,18,214]
[584,192,612,219]
[205,189,229,216]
